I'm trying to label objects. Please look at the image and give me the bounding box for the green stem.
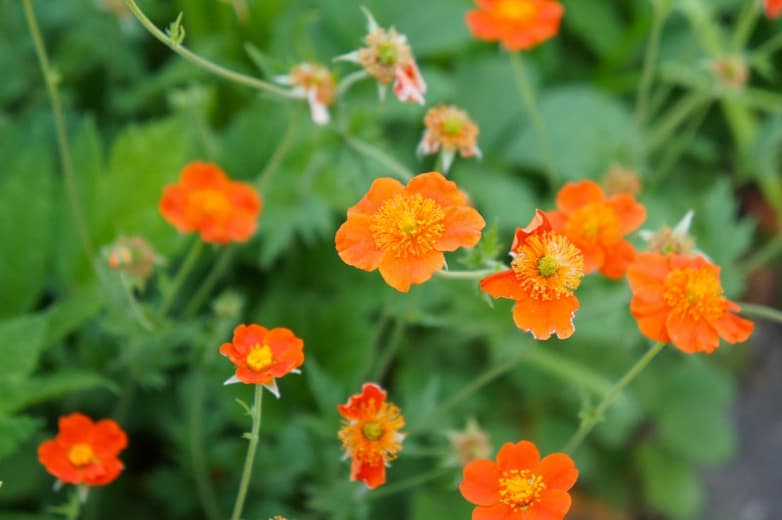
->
[257,111,300,189]
[119,273,154,331]
[362,467,452,501]
[23,0,97,276]
[66,487,83,520]
[343,135,414,181]
[647,92,709,152]
[563,341,667,454]
[182,247,234,318]
[635,3,666,130]
[738,302,782,324]
[124,0,295,98]
[509,52,558,185]
[733,0,760,51]
[371,316,406,381]
[649,105,709,188]
[230,384,264,520]
[161,239,204,316]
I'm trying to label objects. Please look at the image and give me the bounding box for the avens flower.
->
[337,383,405,489]
[276,63,336,125]
[38,413,128,487]
[764,0,782,18]
[160,162,262,244]
[337,8,426,104]
[481,210,584,340]
[627,253,754,354]
[639,210,697,256]
[219,324,304,397]
[417,105,482,173]
[459,440,578,520]
[711,55,749,89]
[547,179,646,279]
[335,172,486,292]
[465,0,565,51]
[445,418,492,467]
[602,164,642,197]
[105,235,159,285]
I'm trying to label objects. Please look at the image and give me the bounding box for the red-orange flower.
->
[627,253,754,354]
[219,324,304,397]
[337,383,405,489]
[160,162,262,244]
[547,180,646,279]
[460,440,578,520]
[465,0,564,51]
[765,0,782,18]
[481,210,584,340]
[335,172,486,292]
[38,413,127,486]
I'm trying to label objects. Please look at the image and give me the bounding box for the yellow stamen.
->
[497,0,537,22]
[662,266,726,321]
[370,194,445,258]
[512,231,584,300]
[567,203,620,243]
[246,343,274,372]
[68,443,94,467]
[499,469,546,511]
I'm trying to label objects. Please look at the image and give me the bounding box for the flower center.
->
[246,343,274,372]
[497,0,537,22]
[442,116,463,136]
[68,443,95,467]
[190,189,232,220]
[499,469,546,511]
[362,421,384,441]
[370,193,446,258]
[377,43,398,66]
[662,265,726,321]
[511,231,584,301]
[567,203,621,244]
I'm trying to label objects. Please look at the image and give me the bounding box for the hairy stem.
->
[230,384,264,520]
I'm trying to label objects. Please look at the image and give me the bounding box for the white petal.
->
[223,375,241,385]
[674,210,695,234]
[263,380,281,399]
[441,150,455,174]
[360,6,379,32]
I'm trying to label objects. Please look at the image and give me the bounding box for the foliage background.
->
[1,0,780,518]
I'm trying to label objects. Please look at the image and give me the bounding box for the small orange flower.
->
[547,180,646,279]
[417,105,482,173]
[160,162,262,245]
[276,63,336,125]
[465,0,565,51]
[459,440,578,520]
[219,324,304,397]
[765,0,782,18]
[337,383,405,489]
[481,210,584,340]
[38,413,127,487]
[335,172,486,292]
[627,253,754,354]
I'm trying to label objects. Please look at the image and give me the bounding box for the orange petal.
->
[465,10,503,39]
[181,161,228,187]
[38,440,82,484]
[630,297,670,343]
[335,214,383,272]
[532,489,573,520]
[472,503,518,520]
[712,311,754,345]
[234,324,268,352]
[352,457,386,489]
[459,459,501,506]
[556,180,605,215]
[511,210,552,252]
[348,177,404,217]
[480,270,526,301]
[666,310,719,354]
[627,253,670,294]
[512,294,579,340]
[535,453,578,491]
[608,193,646,234]
[599,240,636,279]
[82,456,124,486]
[578,244,605,275]
[58,413,94,445]
[338,383,386,420]
[92,419,128,458]
[545,210,567,233]
[436,206,486,251]
[496,441,540,472]
[405,171,469,208]
[377,250,445,292]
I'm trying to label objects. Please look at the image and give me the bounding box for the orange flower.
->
[627,253,754,354]
[417,105,482,173]
[465,0,564,51]
[38,413,127,486]
[335,172,486,292]
[160,162,262,245]
[481,210,584,340]
[276,63,336,125]
[459,440,578,520]
[219,324,304,397]
[547,180,646,279]
[337,383,405,489]
[765,0,782,18]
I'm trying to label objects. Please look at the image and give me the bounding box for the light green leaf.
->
[0,416,42,462]
[636,442,705,519]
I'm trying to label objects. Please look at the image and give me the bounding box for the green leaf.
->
[8,371,116,414]
[636,442,705,519]
[0,314,49,381]
[563,0,624,59]
[0,416,42,462]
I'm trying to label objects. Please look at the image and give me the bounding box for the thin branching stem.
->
[230,385,264,520]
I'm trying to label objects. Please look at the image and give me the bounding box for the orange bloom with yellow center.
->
[547,179,646,279]
[765,0,782,18]
[481,210,584,340]
[465,0,564,51]
[38,413,127,486]
[460,440,578,520]
[335,172,486,292]
[627,253,754,354]
[219,324,304,397]
[337,383,405,489]
[160,162,262,245]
